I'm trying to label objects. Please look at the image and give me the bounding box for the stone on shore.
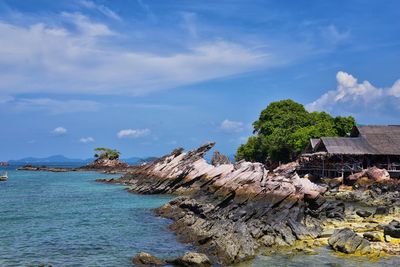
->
[132,252,165,266]
[168,252,211,267]
[366,167,390,182]
[363,232,384,242]
[356,210,372,218]
[384,220,400,238]
[328,228,371,254]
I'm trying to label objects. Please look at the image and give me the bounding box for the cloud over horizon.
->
[117,128,151,138]
[79,137,95,143]
[220,119,245,133]
[307,71,400,122]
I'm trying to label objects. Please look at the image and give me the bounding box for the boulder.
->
[375,206,390,216]
[211,151,231,166]
[328,228,371,254]
[384,220,400,238]
[356,210,372,218]
[132,252,165,266]
[366,167,390,182]
[363,232,384,242]
[168,252,211,267]
[346,171,366,183]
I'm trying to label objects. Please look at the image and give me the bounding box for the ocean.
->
[0,166,398,266]
[0,166,191,266]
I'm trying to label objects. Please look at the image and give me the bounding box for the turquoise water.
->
[0,167,191,266]
[1,167,399,266]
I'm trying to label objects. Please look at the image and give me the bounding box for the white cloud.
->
[220,119,245,132]
[13,98,100,114]
[80,0,121,21]
[307,71,400,120]
[117,128,151,138]
[52,127,67,135]
[61,12,115,37]
[0,15,270,96]
[388,80,400,97]
[79,137,95,143]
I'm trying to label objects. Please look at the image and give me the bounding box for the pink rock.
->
[347,171,366,182]
[366,167,390,181]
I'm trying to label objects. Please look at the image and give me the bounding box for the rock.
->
[375,206,390,216]
[295,247,317,255]
[328,228,371,254]
[273,161,299,175]
[356,210,372,218]
[346,171,366,184]
[168,252,211,267]
[366,167,390,182]
[132,252,165,266]
[211,151,231,166]
[320,229,335,238]
[363,232,384,242]
[384,220,400,238]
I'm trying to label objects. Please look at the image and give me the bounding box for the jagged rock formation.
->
[211,151,231,166]
[98,142,329,264]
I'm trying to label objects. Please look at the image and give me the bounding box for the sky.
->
[0,0,399,160]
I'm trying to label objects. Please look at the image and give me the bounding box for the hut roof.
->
[312,125,400,156]
[356,125,400,155]
[310,138,321,149]
[318,137,379,155]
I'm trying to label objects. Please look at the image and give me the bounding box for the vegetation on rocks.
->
[235,99,355,164]
[94,147,121,160]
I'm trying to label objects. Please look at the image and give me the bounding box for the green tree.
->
[236,100,356,164]
[334,116,356,136]
[94,148,121,160]
[235,136,268,163]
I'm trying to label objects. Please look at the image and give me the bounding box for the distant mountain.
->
[8,155,92,164]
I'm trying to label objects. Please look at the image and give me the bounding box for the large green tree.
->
[235,99,355,164]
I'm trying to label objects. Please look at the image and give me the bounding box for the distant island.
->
[8,155,152,166]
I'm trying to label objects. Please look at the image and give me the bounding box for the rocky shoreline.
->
[96,142,400,265]
[17,142,400,265]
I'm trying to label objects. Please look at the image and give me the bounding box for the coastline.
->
[19,143,400,265]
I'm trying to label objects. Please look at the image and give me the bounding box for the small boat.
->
[0,172,8,181]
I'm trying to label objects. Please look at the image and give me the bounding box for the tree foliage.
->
[94,148,121,160]
[235,99,355,164]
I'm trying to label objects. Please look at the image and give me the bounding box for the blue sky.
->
[1,0,400,160]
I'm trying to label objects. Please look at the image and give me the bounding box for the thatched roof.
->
[312,125,400,156]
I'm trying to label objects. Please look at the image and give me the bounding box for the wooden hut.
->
[299,125,400,178]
